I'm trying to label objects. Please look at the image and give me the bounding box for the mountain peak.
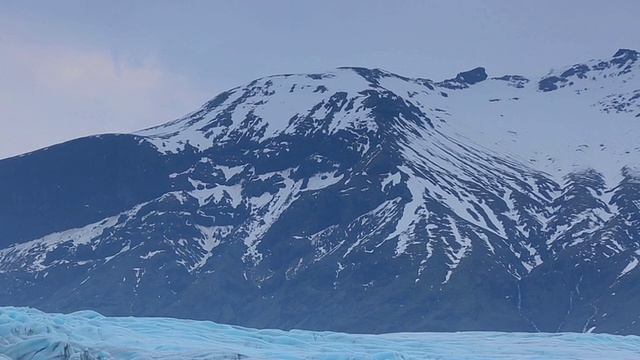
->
[437,67,487,89]
[537,48,639,92]
[611,48,638,68]
[340,67,406,85]
[613,48,638,58]
[455,67,488,85]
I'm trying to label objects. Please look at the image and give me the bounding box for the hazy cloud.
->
[0,32,211,159]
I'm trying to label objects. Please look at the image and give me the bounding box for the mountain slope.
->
[0,49,639,334]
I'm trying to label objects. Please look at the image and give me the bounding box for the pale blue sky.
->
[1,0,639,159]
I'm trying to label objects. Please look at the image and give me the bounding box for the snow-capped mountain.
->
[0,49,639,334]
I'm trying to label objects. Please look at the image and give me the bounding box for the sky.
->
[1,0,639,160]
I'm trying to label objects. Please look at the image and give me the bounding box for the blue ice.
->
[1,307,640,359]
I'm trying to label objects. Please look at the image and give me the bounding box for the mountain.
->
[1,49,639,334]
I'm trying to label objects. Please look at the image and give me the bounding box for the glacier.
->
[2,307,640,360]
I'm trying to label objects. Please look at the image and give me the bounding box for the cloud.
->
[0,34,212,159]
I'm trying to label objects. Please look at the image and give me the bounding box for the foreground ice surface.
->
[2,307,640,360]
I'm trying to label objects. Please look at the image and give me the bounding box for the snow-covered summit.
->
[138,49,640,184]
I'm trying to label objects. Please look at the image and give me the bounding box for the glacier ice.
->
[2,307,640,359]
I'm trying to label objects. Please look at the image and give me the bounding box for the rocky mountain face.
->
[1,49,639,334]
